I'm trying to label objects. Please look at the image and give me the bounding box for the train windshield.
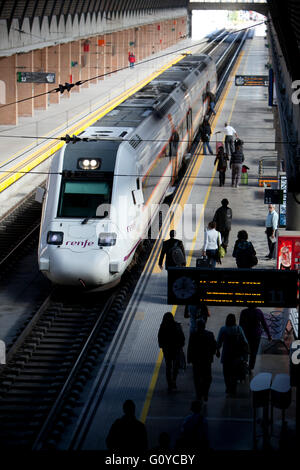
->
[57,179,112,218]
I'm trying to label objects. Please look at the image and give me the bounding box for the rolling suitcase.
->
[196,256,210,268]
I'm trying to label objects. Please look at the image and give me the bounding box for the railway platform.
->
[68,33,297,455]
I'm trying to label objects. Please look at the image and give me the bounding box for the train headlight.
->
[78,158,101,170]
[98,232,117,247]
[47,231,64,245]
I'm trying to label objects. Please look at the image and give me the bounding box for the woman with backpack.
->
[232,230,257,268]
[214,145,229,186]
[158,312,185,392]
[216,313,248,397]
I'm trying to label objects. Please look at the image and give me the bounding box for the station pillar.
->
[0,55,17,125]
[286,192,300,231]
[16,51,34,117]
[33,49,48,109]
[48,44,60,105]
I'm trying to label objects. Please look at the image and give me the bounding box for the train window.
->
[57,180,112,218]
[136,178,140,190]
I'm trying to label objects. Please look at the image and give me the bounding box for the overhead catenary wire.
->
[0,20,267,110]
[0,133,296,146]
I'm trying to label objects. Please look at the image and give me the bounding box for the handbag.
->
[216,233,224,263]
[250,254,258,267]
[218,245,226,259]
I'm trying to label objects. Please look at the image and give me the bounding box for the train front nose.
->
[45,249,111,287]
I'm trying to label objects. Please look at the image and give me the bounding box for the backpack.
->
[218,153,227,170]
[235,241,257,268]
[169,241,185,266]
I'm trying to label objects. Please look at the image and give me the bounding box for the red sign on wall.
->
[277,230,300,271]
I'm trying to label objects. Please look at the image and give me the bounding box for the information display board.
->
[235,75,269,86]
[168,268,298,307]
[264,189,283,204]
[17,72,56,83]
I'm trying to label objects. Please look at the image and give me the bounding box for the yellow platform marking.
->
[140,50,245,424]
[0,54,188,193]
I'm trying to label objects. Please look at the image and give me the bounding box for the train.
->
[38,52,217,289]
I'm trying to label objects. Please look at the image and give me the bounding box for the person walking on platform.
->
[187,319,217,402]
[158,312,185,392]
[213,198,232,252]
[214,145,229,186]
[232,230,257,268]
[239,305,272,373]
[106,399,148,453]
[184,303,210,333]
[216,313,248,397]
[224,122,238,156]
[206,90,216,115]
[128,52,136,68]
[158,230,186,270]
[230,138,244,187]
[176,400,210,450]
[265,204,278,260]
[203,221,221,268]
[200,117,214,155]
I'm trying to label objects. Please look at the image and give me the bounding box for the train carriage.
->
[38,53,217,289]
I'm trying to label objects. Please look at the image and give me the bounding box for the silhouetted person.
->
[213,198,232,252]
[239,305,272,372]
[176,400,210,450]
[158,230,186,269]
[106,399,148,453]
[185,303,210,333]
[230,138,244,187]
[203,221,221,268]
[265,204,278,260]
[187,319,217,402]
[158,312,185,391]
[216,313,248,397]
[224,122,238,156]
[232,230,257,268]
[152,432,171,453]
[200,117,214,155]
[214,145,229,186]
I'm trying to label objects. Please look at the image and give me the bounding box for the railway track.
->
[0,187,43,277]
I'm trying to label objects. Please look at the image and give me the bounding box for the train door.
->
[187,109,193,149]
[169,131,179,184]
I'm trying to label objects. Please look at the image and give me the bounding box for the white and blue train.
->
[38,53,217,289]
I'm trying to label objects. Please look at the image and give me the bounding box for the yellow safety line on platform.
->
[0,53,188,193]
[140,50,245,424]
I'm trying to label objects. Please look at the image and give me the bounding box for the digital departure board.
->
[168,268,298,307]
[235,75,268,86]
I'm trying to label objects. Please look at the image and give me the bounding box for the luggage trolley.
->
[214,131,224,155]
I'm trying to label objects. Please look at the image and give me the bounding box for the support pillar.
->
[97,35,106,80]
[59,43,71,98]
[90,37,99,85]
[16,51,34,117]
[111,32,118,73]
[286,193,300,231]
[33,48,48,109]
[104,34,113,78]
[81,39,90,89]
[0,56,17,125]
[70,40,81,92]
[48,44,60,105]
